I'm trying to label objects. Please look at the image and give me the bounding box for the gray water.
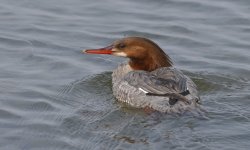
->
[1,0,250,149]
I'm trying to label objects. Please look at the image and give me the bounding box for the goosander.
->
[83,37,200,113]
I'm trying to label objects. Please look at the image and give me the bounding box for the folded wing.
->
[124,67,189,95]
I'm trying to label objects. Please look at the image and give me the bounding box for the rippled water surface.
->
[1,0,250,149]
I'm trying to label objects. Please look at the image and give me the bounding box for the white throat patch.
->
[113,52,127,57]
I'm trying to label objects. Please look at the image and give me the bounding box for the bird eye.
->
[117,43,126,49]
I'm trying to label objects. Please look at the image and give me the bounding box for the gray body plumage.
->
[112,63,201,113]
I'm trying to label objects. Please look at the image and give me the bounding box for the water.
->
[0,0,250,149]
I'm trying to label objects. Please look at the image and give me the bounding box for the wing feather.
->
[124,68,189,94]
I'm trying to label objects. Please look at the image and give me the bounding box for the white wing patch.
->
[139,88,149,94]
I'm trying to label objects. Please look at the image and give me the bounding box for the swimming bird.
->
[83,37,201,113]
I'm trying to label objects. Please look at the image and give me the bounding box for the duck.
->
[83,37,201,113]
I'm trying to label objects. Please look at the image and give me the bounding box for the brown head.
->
[84,37,173,71]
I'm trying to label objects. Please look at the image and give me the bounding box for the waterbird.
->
[83,37,201,113]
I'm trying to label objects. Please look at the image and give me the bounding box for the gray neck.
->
[112,63,133,83]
